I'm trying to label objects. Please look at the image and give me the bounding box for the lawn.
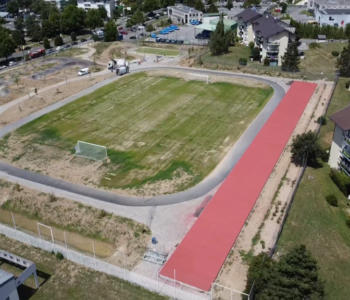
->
[277,78,350,299]
[9,72,273,192]
[0,236,167,300]
[136,47,180,56]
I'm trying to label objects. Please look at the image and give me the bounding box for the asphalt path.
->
[0,66,286,207]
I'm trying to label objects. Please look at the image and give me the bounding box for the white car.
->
[8,61,17,66]
[78,68,90,76]
[56,46,64,51]
[0,65,6,70]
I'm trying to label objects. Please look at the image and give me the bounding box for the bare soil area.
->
[214,82,333,298]
[0,178,151,268]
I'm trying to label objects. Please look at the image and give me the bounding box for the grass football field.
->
[13,72,273,191]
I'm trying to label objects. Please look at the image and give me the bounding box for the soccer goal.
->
[74,141,107,161]
[186,73,209,84]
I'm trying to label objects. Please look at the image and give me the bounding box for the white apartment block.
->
[167,5,203,25]
[77,0,115,18]
[307,0,350,12]
[235,9,296,66]
[308,0,350,26]
[329,105,350,177]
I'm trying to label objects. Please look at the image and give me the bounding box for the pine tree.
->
[281,41,300,71]
[336,39,350,77]
[209,16,232,55]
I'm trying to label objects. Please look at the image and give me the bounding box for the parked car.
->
[45,49,54,54]
[8,61,17,66]
[56,46,64,51]
[0,65,6,70]
[72,41,78,45]
[130,36,137,39]
[131,28,136,32]
[118,26,123,30]
[78,68,90,76]
[80,38,87,42]
[140,32,146,36]
[120,31,128,35]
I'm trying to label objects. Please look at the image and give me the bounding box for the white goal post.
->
[186,73,209,84]
[74,141,107,161]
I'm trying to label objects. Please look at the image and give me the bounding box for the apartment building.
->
[329,105,350,177]
[77,0,115,18]
[167,5,203,25]
[308,0,350,26]
[235,9,296,66]
[308,0,350,12]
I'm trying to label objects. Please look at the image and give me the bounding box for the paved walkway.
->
[0,65,286,207]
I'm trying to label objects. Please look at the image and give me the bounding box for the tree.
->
[160,0,176,7]
[0,28,16,59]
[146,24,154,32]
[42,19,56,38]
[251,47,261,61]
[12,30,25,46]
[245,245,325,299]
[209,16,231,55]
[206,3,218,13]
[86,9,103,30]
[43,37,51,49]
[143,0,158,13]
[131,10,144,25]
[194,0,205,12]
[71,31,76,42]
[104,20,118,42]
[291,131,322,165]
[249,41,255,51]
[6,0,19,15]
[113,8,122,20]
[98,6,108,20]
[25,15,42,41]
[243,0,261,8]
[226,0,233,10]
[336,39,350,77]
[281,2,288,13]
[61,5,86,33]
[281,41,300,71]
[54,35,63,46]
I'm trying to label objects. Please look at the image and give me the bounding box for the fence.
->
[0,216,216,300]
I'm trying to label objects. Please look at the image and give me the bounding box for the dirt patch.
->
[0,72,114,128]
[146,70,270,89]
[0,178,151,268]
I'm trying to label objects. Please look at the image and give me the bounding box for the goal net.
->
[186,73,209,84]
[74,141,107,161]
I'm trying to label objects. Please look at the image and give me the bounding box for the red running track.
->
[159,81,317,291]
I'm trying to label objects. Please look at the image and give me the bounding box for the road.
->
[0,65,286,207]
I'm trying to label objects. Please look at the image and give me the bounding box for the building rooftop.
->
[168,5,201,14]
[320,8,350,14]
[312,0,350,5]
[330,105,350,131]
[253,15,288,38]
[0,12,9,18]
[0,269,14,286]
[235,9,261,23]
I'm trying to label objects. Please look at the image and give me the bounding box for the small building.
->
[0,250,39,300]
[316,9,350,27]
[328,105,350,177]
[235,9,296,66]
[195,18,237,34]
[317,34,327,42]
[77,0,115,18]
[167,5,203,25]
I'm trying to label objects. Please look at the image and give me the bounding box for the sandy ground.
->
[0,178,150,269]
[214,82,334,299]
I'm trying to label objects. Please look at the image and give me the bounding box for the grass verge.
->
[277,78,350,300]
[0,236,168,300]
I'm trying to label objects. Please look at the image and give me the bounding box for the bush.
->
[146,24,154,32]
[319,148,330,162]
[92,34,99,42]
[329,168,350,196]
[43,38,51,49]
[71,31,76,42]
[54,35,63,47]
[347,218,350,228]
[325,194,338,207]
[317,116,327,125]
[249,41,255,50]
[239,58,247,65]
[309,42,321,49]
[55,252,64,260]
[331,51,339,57]
[263,56,270,66]
[346,82,350,89]
[99,209,108,219]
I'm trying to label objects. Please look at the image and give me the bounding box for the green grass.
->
[93,42,115,56]
[56,48,89,57]
[136,47,180,56]
[0,236,167,300]
[277,79,350,300]
[12,72,273,191]
[202,44,252,66]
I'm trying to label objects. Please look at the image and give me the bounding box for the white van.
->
[78,68,90,76]
[138,26,145,30]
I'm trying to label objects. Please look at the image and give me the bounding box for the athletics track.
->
[159,81,317,291]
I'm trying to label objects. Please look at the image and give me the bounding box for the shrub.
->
[309,42,321,49]
[146,24,154,32]
[92,34,99,42]
[325,194,338,207]
[331,51,339,57]
[347,218,350,228]
[55,252,64,260]
[317,116,327,125]
[71,31,77,42]
[329,168,350,196]
[239,58,247,65]
[54,35,63,47]
[49,193,57,202]
[249,41,255,50]
[99,209,108,219]
[263,56,270,66]
[346,81,350,89]
[43,38,50,49]
[319,148,330,162]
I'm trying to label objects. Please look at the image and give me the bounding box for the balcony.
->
[344,136,350,147]
[340,162,350,177]
[342,147,350,161]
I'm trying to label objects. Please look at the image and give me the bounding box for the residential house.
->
[167,5,203,25]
